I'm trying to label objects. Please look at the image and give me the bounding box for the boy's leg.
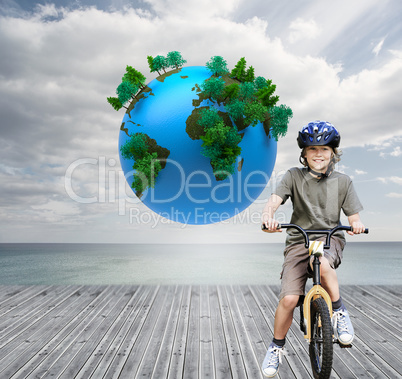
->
[273,295,300,339]
[262,295,299,377]
[261,295,297,377]
[317,238,354,345]
[262,242,308,377]
[308,236,343,302]
[318,256,340,301]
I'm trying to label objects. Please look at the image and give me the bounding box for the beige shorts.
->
[278,236,345,301]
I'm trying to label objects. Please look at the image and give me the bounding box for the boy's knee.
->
[320,256,335,276]
[280,295,300,310]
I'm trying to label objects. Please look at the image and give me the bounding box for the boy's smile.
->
[305,146,333,174]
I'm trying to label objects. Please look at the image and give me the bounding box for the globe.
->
[118,66,277,224]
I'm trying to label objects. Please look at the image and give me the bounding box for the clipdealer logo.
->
[128,206,288,228]
[64,156,286,223]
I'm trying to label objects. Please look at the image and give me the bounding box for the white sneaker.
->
[261,342,286,377]
[332,307,355,345]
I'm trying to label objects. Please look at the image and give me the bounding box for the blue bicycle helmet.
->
[297,121,340,149]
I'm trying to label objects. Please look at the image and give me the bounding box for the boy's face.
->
[304,146,333,173]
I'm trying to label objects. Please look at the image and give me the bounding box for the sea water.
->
[0,242,400,286]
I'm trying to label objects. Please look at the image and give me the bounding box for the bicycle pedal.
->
[336,340,353,348]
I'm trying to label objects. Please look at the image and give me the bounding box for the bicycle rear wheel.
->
[309,297,333,379]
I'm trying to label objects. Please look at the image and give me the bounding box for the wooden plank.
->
[337,286,401,377]
[357,285,402,324]
[182,285,200,378]
[359,285,402,305]
[208,285,231,379]
[7,286,120,378]
[216,286,247,379]
[0,285,75,339]
[224,285,263,378]
[342,336,401,378]
[341,286,402,349]
[35,286,126,378]
[168,285,192,379]
[331,288,402,379]
[199,285,214,379]
[382,285,402,297]
[133,285,181,378]
[0,286,88,357]
[234,285,275,367]
[109,285,168,378]
[0,285,41,306]
[339,288,402,376]
[150,285,185,378]
[73,286,148,378]
[0,286,20,302]
[58,286,137,378]
[0,285,52,317]
[92,286,159,378]
[0,286,103,377]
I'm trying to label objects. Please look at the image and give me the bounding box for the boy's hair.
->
[299,147,342,167]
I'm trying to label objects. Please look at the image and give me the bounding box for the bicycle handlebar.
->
[261,223,369,249]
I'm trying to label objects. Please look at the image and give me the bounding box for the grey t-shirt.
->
[274,167,364,246]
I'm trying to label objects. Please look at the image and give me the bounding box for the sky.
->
[0,0,401,243]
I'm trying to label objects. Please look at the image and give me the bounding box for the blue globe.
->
[119,66,277,224]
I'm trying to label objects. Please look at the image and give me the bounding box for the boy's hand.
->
[262,217,282,233]
[261,195,283,233]
[348,221,365,235]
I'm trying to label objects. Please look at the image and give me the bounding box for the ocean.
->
[0,242,400,286]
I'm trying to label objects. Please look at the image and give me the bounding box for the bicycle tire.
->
[309,297,333,379]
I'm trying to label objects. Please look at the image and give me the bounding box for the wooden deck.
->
[0,285,400,378]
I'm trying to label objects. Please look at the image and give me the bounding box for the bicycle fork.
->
[300,254,333,342]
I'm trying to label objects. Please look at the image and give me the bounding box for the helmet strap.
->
[308,155,335,180]
[308,166,326,179]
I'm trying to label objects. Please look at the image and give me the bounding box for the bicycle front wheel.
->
[309,297,333,379]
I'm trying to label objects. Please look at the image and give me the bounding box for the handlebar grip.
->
[261,223,287,230]
[349,227,369,234]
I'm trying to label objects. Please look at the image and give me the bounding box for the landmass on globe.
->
[107,52,292,199]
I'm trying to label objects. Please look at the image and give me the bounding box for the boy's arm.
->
[261,194,284,233]
[347,213,365,235]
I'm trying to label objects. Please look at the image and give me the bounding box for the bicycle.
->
[262,223,368,379]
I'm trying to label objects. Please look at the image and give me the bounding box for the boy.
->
[261,121,365,377]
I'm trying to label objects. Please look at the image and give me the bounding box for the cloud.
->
[355,169,367,175]
[331,53,402,144]
[390,147,402,156]
[367,136,402,160]
[0,0,24,17]
[380,146,402,158]
[377,176,402,185]
[32,199,82,217]
[372,36,386,56]
[288,18,320,44]
[386,192,402,198]
[390,176,402,185]
[143,0,241,18]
